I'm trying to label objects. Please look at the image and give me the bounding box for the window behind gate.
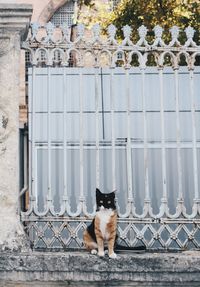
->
[50,1,75,27]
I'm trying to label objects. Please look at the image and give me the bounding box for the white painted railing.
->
[21,23,200,250]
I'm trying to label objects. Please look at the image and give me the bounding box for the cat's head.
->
[96,188,116,210]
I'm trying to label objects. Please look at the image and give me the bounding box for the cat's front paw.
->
[98,251,105,257]
[109,252,117,259]
[91,249,98,255]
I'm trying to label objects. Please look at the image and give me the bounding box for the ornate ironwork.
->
[22,22,200,69]
[22,23,200,250]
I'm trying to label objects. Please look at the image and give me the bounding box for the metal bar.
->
[79,67,84,199]
[32,109,200,115]
[47,66,52,204]
[189,69,199,200]
[159,68,167,200]
[100,68,105,139]
[19,128,28,198]
[31,66,37,205]
[110,67,116,191]
[141,68,150,201]
[95,67,100,189]
[125,68,133,202]
[21,217,200,224]
[174,69,183,200]
[63,67,68,202]
[35,143,200,152]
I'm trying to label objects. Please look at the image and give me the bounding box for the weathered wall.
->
[0,3,32,251]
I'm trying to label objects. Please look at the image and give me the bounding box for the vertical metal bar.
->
[125,68,133,203]
[174,69,183,200]
[95,67,100,189]
[159,68,167,200]
[19,128,28,202]
[100,68,105,140]
[30,66,36,206]
[47,66,52,205]
[141,69,150,201]
[79,67,84,200]
[63,67,68,203]
[24,128,28,202]
[110,67,116,191]
[189,69,199,200]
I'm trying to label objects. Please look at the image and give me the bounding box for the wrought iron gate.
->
[21,23,200,250]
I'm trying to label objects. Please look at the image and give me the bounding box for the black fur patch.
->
[87,219,97,242]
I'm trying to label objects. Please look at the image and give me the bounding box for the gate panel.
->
[22,23,200,250]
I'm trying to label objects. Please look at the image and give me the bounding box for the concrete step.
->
[0,250,200,286]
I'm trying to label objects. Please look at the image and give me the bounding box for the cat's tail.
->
[115,244,146,252]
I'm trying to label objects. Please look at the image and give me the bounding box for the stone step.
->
[0,251,200,285]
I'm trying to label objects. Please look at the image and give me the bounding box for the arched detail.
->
[158,51,177,69]
[97,49,112,67]
[51,48,66,65]
[34,48,49,65]
[82,49,96,67]
[146,52,158,67]
[128,51,143,68]
[177,51,190,67]
[66,48,82,66]
[112,50,125,67]
[189,52,200,70]
[38,0,69,25]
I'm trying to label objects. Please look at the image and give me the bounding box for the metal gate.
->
[21,23,200,250]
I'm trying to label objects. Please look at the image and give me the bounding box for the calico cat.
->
[83,188,117,259]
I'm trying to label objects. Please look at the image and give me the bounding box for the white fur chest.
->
[96,208,114,240]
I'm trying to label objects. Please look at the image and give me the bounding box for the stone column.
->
[0,4,32,251]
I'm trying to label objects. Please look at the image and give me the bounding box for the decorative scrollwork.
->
[23,24,199,68]
[137,25,149,47]
[43,22,55,43]
[76,23,85,42]
[184,26,197,47]
[60,22,71,43]
[30,22,40,42]
[152,25,165,47]
[122,25,133,46]
[92,23,101,39]
[107,24,117,45]
[169,26,180,47]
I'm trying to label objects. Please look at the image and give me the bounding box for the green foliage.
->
[78,0,200,44]
[111,0,200,44]
[77,0,113,29]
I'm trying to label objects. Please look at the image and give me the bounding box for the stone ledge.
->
[0,3,32,33]
[0,250,200,285]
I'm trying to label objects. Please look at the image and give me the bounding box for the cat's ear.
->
[111,189,117,197]
[96,188,102,196]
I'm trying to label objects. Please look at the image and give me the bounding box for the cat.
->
[83,188,118,259]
